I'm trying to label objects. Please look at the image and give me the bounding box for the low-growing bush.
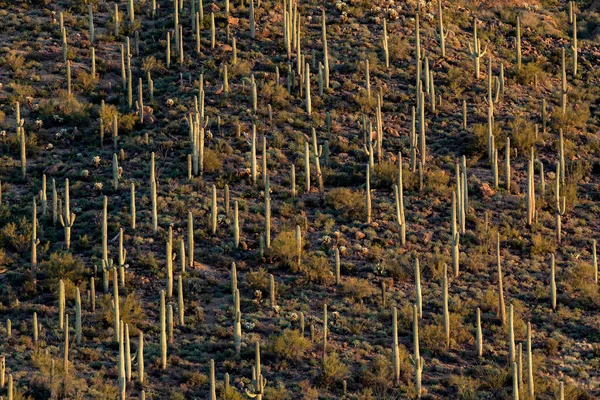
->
[326,188,366,220]
[268,329,312,361]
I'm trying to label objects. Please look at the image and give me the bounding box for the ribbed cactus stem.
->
[468,18,487,79]
[138,331,145,383]
[269,274,276,308]
[304,142,311,192]
[59,279,65,331]
[383,19,389,67]
[497,233,507,325]
[508,303,515,363]
[91,276,96,311]
[160,290,167,370]
[451,192,460,277]
[33,312,38,343]
[516,16,522,71]
[395,159,406,244]
[305,63,311,115]
[550,254,557,310]
[561,48,568,114]
[476,307,483,357]
[166,226,174,297]
[366,164,372,223]
[187,211,194,268]
[571,14,577,76]
[113,267,120,341]
[513,362,519,400]
[177,275,184,326]
[415,259,422,318]
[334,247,341,285]
[75,288,82,344]
[211,185,217,234]
[411,304,423,399]
[249,0,255,38]
[151,152,158,234]
[31,198,39,282]
[251,125,257,184]
[527,322,534,398]
[392,306,400,384]
[118,320,126,399]
[102,195,108,263]
[443,263,450,349]
[63,314,69,376]
[435,0,448,58]
[130,183,136,229]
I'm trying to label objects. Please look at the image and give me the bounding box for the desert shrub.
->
[76,71,98,93]
[359,355,394,391]
[298,381,319,400]
[182,371,208,386]
[137,252,160,276]
[342,277,375,302]
[476,366,511,391]
[373,161,397,189]
[550,104,589,133]
[320,352,349,387]
[7,82,36,104]
[263,385,291,400]
[271,230,298,267]
[296,253,333,284]
[420,323,447,354]
[530,232,557,256]
[268,329,311,361]
[203,148,223,173]
[38,91,90,124]
[99,292,146,333]
[141,56,165,74]
[446,66,471,98]
[99,103,119,129]
[424,168,452,197]
[246,267,269,290]
[387,36,410,63]
[468,122,504,158]
[41,251,85,287]
[222,385,245,400]
[513,62,546,85]
[378,251,412,282]
[564,260,599,304]
[0,217,32,252]
[326,188,366,220]
[509,116,540,154]
[1,50,25,72]
[448,374,478,400]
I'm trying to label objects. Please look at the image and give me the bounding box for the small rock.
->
[355,231,366,240]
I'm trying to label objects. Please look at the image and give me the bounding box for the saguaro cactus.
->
[468,18,487,79]
[435,0,449,58]
[410,304,424,398]
[443,263,450,349]
[571,14,577,76]
[516,17,522,71]
[59,179,76,249]
[497,233,507,325]
[415,259,422,318]
[476,307,483,357]
[160,289,167,370]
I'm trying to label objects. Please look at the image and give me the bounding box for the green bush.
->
[268,329,312,361]
[41,251,85,286]
[326,188,366,220]
[271,230,298,267]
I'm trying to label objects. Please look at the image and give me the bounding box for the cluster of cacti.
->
[0,0,597,398]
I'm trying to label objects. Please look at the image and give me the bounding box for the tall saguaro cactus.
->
[59,179,76,249]
[468,18,487,79]
[435,0,449,58]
